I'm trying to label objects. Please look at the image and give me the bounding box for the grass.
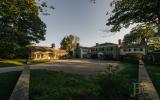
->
[31,59,50,64]
[30,70,100,100]
[0,71,21,100]
[0,59,26,67]
[119,61,139,82]
[0,59,50,67]
[30,69,137,100]
[146,65,160,96]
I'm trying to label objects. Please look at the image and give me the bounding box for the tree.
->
[60,35,79,52]
[123,24,156,45]
[0,0,46,58]
[107,0,160,35]
[123,24,160,52]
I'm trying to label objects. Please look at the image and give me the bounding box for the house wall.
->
[80,48,91,58]
[120,47,146,55]
[32,51,56,60]
[91,45,119,59]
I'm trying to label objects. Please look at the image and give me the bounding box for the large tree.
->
[0,0,46,58]
[107,0,160,35]
[123,24,156,45]
[123,24,160,52]
[60,35,79,52]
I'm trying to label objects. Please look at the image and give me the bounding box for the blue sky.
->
[38,0,133,48]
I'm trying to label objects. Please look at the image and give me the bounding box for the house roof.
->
[55,50,67,54]
[121,45,145,48]
[92,42,117,47]
[31,46,55,52]
[79,46,91,49]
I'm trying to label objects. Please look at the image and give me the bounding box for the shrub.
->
[122,53,144,64]
[91,54,98,59]
[103,54,113,60]
[96,73,132,100]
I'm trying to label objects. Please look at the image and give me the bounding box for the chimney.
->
[76,43,80,48]
[51,43,55,48]
[118,39,122,46]
[96,43,99,46]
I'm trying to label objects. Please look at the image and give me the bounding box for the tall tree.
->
[107,0,160,35]
[0,0,46,58]
[123,24,156,45]
[60,35,79,52]
[123,24,160,52]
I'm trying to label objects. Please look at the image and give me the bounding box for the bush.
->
[91,54,98,59]
[96,73,132,100]
[103,54,114,60]
[121,53,144,64]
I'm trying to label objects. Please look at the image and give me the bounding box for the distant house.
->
[55,50,68,58]
[91,43,119,59]
[73,42,119,59]
[31,46,67,60]
[31,46,56,60]
[120,45,146,55]
[78,47,91,58]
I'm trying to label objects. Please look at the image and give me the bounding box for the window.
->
[111,47,113,50]
[140,48,143,51]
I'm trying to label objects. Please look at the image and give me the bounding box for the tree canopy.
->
[0,0,46,58]
[107,0,160,35]
[60,35,79,52]
[123,24,160,52]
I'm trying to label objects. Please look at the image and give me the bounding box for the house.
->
[55,50,68,59]
[120,45,146,55]
[31,45,67,60]
[31,46,56,60]
[91,43,119,59]
[77,46,91,58]
[73,42,119,59]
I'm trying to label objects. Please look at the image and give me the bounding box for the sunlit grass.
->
[0,59,26,67]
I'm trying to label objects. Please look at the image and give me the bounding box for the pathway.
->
[9,66,30,100]
[139,61,160,100]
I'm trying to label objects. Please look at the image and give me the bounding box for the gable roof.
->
[121,44,145,48]
[55,50,67,54]
[32,46,55,52]
[92,42,117,47]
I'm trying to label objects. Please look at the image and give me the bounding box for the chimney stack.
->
[51,43,55,48]
[76,43,80,48]
[96,43,99,46]
[118,39,122,46]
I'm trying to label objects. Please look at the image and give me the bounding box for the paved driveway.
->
[30,59,122,75]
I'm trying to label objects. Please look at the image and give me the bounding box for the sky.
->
[38,0,134,48]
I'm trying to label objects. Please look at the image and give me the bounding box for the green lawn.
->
[30,69,137,100]
[0,59,50,68]
[30,70,100,100]
[0,71,21,100]
[31,59,50,64]
[119,61,139,82]
[146,65,160,96]
[0,59,26,67]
